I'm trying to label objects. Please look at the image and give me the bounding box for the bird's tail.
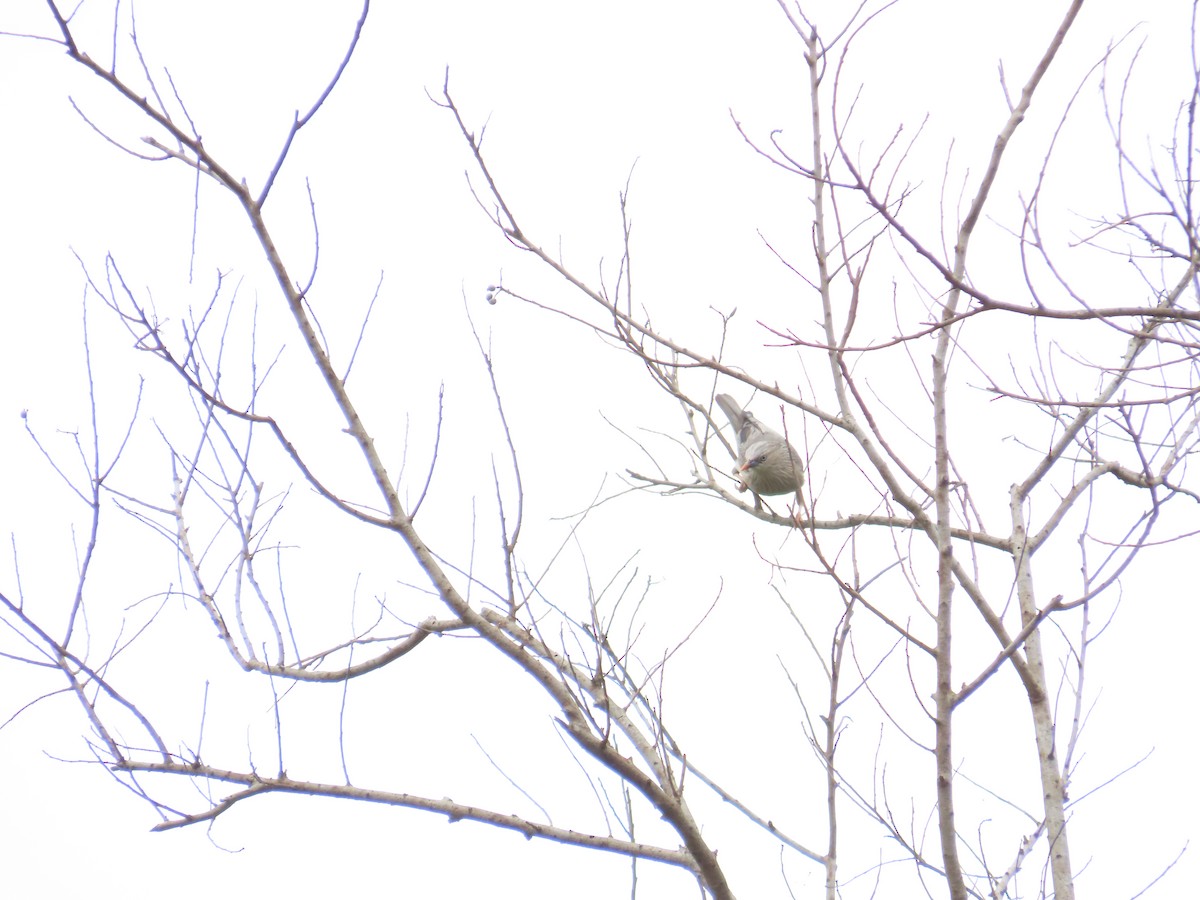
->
[715,393,744,430]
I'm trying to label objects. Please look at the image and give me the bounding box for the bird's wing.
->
[718,395,798,456]
[717,396,783,458]
[739,411,778,447]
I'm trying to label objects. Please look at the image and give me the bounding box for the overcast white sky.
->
[1,1,1197,897]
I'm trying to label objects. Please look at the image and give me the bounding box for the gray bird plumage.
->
[715,393,804,500]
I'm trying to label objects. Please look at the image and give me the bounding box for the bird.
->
[714,393,804,506]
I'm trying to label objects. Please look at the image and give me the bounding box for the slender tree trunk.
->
[932,332,968,900]
[1011,491,1075,899]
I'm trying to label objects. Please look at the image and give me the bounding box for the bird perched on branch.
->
[715,393,804,508]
